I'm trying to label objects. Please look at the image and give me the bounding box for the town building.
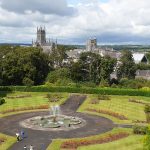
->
[86,38,97,51]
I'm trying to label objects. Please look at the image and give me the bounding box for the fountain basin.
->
[20,115,86,131]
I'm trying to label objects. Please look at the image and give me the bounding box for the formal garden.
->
[1,46,150,149]
[0,86,150,150]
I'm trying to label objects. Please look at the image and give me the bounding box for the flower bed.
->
[129,98,149,105]
[86,108,128,120]
[0,137,6,145]
[61,132,129,149]
[7,94,31,99]
[1,105,49,114]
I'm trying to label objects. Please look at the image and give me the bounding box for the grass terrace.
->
[78,94,150,124]
[0,92,69,118]
[46,123,145,150]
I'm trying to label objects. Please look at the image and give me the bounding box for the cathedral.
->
[32,27,57,54]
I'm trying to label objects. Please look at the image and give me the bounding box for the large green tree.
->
[1,46,51,85]
[70,52,116,84]
[117,50,136,79]
[49,45,68,68]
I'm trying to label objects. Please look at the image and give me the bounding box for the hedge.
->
[0,86,150,97]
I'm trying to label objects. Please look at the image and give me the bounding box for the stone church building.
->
[32,27,57,54]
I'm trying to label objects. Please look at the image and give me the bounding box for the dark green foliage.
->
[1,86,150,97]
[119,78,150,89]
[22,77,34,86]
[117,50,136,79]
[70,52,116,84]
[47,68,71,83]
[49,45,68,68]
[136,63,150,70]
[0,46,51,85]
[133,125,148,135]
[46,68,74,86]
[0,98,5,105]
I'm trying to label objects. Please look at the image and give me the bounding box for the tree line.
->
[0,45,149,87]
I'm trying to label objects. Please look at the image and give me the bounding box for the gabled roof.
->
[136,70,150,77]
[133,53,147,64]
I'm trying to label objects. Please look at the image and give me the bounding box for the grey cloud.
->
[0,0,76,16]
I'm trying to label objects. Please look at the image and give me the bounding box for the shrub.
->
[133,125,148,135]
[119,78,150,89]
[22,77,34,86]
[46,68,71,84]
[99,78,109,87]
[55,78,74,86]
[0,98,5,105]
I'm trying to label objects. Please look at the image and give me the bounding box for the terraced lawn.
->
[0,92,69,117]
[78,95,150,124]
[46,128,132,150]
[78,135,144,150]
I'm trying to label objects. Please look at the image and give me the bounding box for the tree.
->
[49,45,68,68]
[70,52,116,85]
[100,56,117,82]
[1,46,51,85]
[117,50,136,79]
[46,68,71,84]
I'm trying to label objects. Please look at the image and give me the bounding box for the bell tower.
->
[36,26,46,45]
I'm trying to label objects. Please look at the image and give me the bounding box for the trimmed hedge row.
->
[0,86,150,97]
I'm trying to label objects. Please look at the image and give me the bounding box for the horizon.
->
[0,0,150,45]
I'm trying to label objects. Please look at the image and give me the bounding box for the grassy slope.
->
[78,95,150,124]
[0,133,16,150]
[0,92,69,117]
[78,135,144,150]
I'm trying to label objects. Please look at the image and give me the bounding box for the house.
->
[133,53,148,64]
[136,70,150,80]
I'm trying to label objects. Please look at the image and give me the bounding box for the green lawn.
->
[78,135,144,150]
[0,133,16,150]
[0,92,69,117]
[46,128,132,150]
[78,95,150,124]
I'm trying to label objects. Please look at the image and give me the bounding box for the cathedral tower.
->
[36,27,46,45]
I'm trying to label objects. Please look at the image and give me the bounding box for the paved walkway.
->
[0,95,115,150]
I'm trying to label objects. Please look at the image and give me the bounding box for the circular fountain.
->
[20,105,86,131]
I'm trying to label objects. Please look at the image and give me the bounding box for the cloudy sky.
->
[0,0,150,45]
